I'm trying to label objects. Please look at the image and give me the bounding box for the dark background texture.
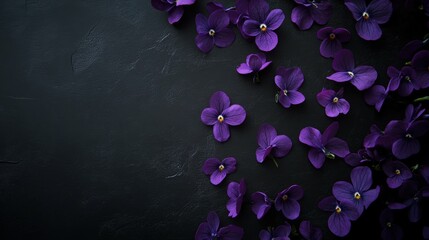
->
[0,0,428,239]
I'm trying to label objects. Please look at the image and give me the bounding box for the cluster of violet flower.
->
[152,0,429,239]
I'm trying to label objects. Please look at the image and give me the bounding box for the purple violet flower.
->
[226,179,246,218]
[344,0,393,41]
[363,124,385,148]
[382,161,413,189]
[364,83,390,112]
[251,191,272,219]
[299,220,323,240]
[299,121,350,169]
[291,0,333,30]
[207,2,240,25]
[274,67,306,108]
[411,50,429,89]
[195,10,236,53]
[317,27,351,58]
[202,157,237,185]
[387,66,418,96]
[201,91,246,142]
[242,0,285,51]
[259,223,291,240]
[327,49,378,90]
[318,196,360,237]
[151,0,195,24]
[236,53,271,82]
[379,208,403,240]
[256,124,293,165]
[316,88,350,117]
[274,185,304,220]
[195,211,244,240]
[344,148,387,166]
[332,166,380,215]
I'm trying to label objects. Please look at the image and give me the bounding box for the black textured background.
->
[0,0,428,239]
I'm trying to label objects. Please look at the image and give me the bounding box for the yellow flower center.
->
[354,192,361,200]
[217,115,224,123]
[395,169,401,175]
[260,24,267,32]
[329,33,336,40]
[209,29,216,36]
[333,97,339,103]
[218,164,225,171]
[335,206,342,213]
[362,12,369,20]
[282,194,288,201]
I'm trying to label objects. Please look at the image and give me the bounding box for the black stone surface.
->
[0,0,428,239]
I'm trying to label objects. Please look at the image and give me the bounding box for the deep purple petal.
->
[273,224,292,238]
[214,28,236,48]
[201,108,219,126]
[265,9,285,30]
[366,0,393,24]
[195,34,214,53]
[332,181,354,202]
[167,6,184,24]
[351,166,373,192]
[222,157,237,174]
[151,0,173,11]
[196,13,209,34]
[275,67,305,90]
[325,137,350,157]
[287,185,305,200]
[202,158,221,175]
[218,225,244,240]
[213,122,230,142]
[223,104,246,126]
[287,90,306,105]
[362,186,380,208]
[327,72,354,82]
[321,121,339,144]
[210,169,227,185]
[195,222,213,240]
[207,211,220,233]
[278,94,291,108]
[247,54,263,70]
[256,147,271,163]
[255,31,278,52]
[356,19,382,41]
[308,148,325,169]
[299,127,323,148]
[248,0,269,21]
[320,39,342,58]
[351,65,378,90]
[299,220,323,240]
[333,28,352,42]
[345,0,367,20]
[291,6,313,30]
[251,192,272,219]
[210,91,230,113]
[317,89,336,107]
[392,138,420,159]
[328,212,352,237]
[271,135,293,158]
[176,0,195,6]
[242,19,261,37]
[317,27,334,40]
[275,198,301,220]
[258,124,277,148]
[236,63,253,74]
[332,49,355,71]
[208,9,230,31]
[310,1,333,25]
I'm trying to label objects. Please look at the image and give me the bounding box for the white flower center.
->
[260,24,267,32]
[209,29,216,36]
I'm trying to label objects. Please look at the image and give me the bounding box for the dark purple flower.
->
[344,0,392,41]
[207,2,240,25]
[404,104,426,126]
[274,67,306,108]
[299,220,323,240]
[259,223,291,240]
[236,53,271,78]
[151,0,195,24]
[195,10,236,53]
[201,91,246,142]
[411,50,429,89]
[195,211,244,240]
[382,161,412,189]
[423,226,429,239]
[256,124,293,164]
[318,196,360,237]
[387,66,418,96]
[242,0,285,51]
[327,49,377,90]
[317,27,351,58]
[202,157,237,185]
[344,148,387,166]
[379,208,403,240]
[251,191,272,219]
[291,0,333,30]
[226,179,246,218]
[274,185,304,220]
[363,124,384,148]
[364,83,390,112]
[316,88,350,117]
[332,166,380,215]
[299,122,350,169]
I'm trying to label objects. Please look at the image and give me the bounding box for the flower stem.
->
[271,157,279,168]
[414,96,429,102]
[253,73,260,84]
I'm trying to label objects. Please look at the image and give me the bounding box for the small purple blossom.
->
[236,53,271,81]
[242,0,285,51]
[299,122,350,169]
[316,88,350,117]
[327,49,377,90]
[344,148,387,166]
[344,0,393,41]
[379,208,403,240]
[299,220,323,240]
[382,161,412,189]
[256,124,293,164]
[201,91,246,142]
[332,166,380,215]
[291,0,333,30]
[202,157,237,185]
[274,67,306,108]
[274,185,304,220]
[364,83,390,112]
[387,66,418,96]
[226,179,246,218]
[317,27,351,58]
[318,196,360,237]
[195,211,244,240]
[251,191,272,219]
[195,10,236,53]
[411,50,429,89]
[259,223,291,240]
[151,0,195,24]
[206,2,240,25]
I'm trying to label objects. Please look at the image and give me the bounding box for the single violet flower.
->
[151,0,195,24]
[242,0,285,51]
[317,27,351,58]
[299,220,323,240]
[379,208,403,240]
[344,0,393,41]
[202,157,237,185]
[274,185,304,220]
[411,50,429,89]
[259,223,291,240]
[236,53,271,82]
[201,91,246,142]
[195,10,236,53]
[251,191,272,219]
[291,0,333,30]
[274,67,306,108]
[299,121,350,169]
[332,166,380,215]
[316,88,350,117]
[195,211,244,240]
[364,83,390,112]
[327,49,377,90]
[256,124,292,166]
[318,196,360,237]
[387,66,418,96]
[382,161,413,189]
[226,179,246,218]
